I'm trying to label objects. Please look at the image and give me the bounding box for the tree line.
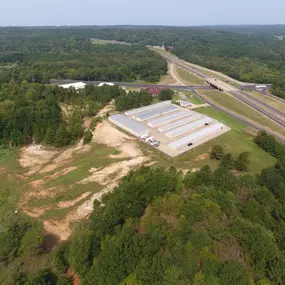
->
[48,158,285,285]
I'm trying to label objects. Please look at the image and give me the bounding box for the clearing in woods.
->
[1,108,276,241]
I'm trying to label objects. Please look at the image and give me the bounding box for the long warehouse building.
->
[165,117,212,138]
[133,105,178,122]
[159,113,202,132]
[168,123,225,150]
[147,110,191,127]
[109,114,150,137]
[125,101,171,116]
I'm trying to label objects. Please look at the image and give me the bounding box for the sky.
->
[1,0,285,26]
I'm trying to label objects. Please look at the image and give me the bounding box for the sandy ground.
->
[169,63,186,86]
[44,155,150,240]
[19,120,151,240]
[93,121,142,158]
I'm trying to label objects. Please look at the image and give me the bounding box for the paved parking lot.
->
[110,102,231,157]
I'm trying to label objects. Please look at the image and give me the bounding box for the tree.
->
[83,130,93,144]
[219,261,250,285]
[158,89,174,101]
[44,127,56,145]
[210,145,225,160]
[220,153,235,169]
[56,277,72,285]
[235,152,250,172]
[54,124,70,147]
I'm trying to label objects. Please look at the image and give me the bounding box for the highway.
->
[152,49,285,129]
[191,90,285,144]
[50,79,214,91]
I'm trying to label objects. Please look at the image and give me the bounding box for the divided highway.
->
[152,49,285,129]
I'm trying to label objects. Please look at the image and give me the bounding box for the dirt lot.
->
[19,121,150,240]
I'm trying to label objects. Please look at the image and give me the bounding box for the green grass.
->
[246,91,285,113]
[139,105,276,174]
[91,38,131,46]
[175,66,205,85]
[198,90,285,137]
[197,106,247,130]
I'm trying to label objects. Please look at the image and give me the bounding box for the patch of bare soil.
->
[192,153,209,162]
[57,192,91,209]
[169,63,186,86]
[19,145,59,176]
[46,156,150,240]
[96,104,115,118]
[40,141,91,174]
[93,121,142,158]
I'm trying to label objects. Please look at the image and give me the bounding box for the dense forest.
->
[0,28,167,84]
[12,25,282,98]
[5,131,285,284]
[1,26,285,97]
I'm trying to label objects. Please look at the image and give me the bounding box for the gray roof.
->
[109,114,150,136]
[125,101,171,116]
[133,105,178,121]
[148,110,191,127]
[158,113,202,132]
[168,123,224,150]
[165,117,212,138]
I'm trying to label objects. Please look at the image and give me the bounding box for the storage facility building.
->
[168,123,224,150]
[109,114,150,137]
[158,114,202,132]
[133,105,178,122]
[165,117,212,138]
[60,82,86,90]
[125,101,171,116]
[147,110,191,127]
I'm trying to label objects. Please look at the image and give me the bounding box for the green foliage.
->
[55,277,72,285]
[158,89,174,101]
[220,153,235,169]
[53,242,70,274]
[54,124,70,147]
[83,130,93,144]
[235,152,250,172]
[219,261,250,285]
[210,145,225,160]
[115,90,152,111]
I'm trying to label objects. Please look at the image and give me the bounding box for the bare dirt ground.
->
[93,121,142,158]
[169,63,186,86]
[19,120,151,240]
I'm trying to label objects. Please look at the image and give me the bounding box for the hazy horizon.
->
[1,0,285,26]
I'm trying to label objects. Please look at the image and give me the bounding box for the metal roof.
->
[147,110,191,127]
[158,113,202,132]
[125,101,171,116]
[168,123,224,150]
[60,82,86,90]
[165,117,212,138]
[133,105,178,121]
[109,114,150,136]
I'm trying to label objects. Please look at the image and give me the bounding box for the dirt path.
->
[19,120,152,240]
[169,63,186,86]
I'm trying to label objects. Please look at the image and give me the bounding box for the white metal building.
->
[133,105,178,122]
[125,101,171,116]
[147,110,191,127]
[168,123,224,150]
[98,82,115,87]
[60,82,87,90]
[165,117,212,138]
[158,114,202,132]
[108,114,150,137]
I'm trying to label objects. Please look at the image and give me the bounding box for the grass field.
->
[91,38,132,46]
[246,91,285,113]
[198,90,285,137]
[175,66,205,85]
[144,106,276,174]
